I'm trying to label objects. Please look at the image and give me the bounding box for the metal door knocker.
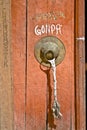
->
[34,36,66,118]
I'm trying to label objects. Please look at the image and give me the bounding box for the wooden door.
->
[0,0,85,130]
[26,0,75,130]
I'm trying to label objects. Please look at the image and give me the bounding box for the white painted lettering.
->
[34,25,41,35]
[34,24,62,36]
[56,24,62,34]
[51,24,55,34]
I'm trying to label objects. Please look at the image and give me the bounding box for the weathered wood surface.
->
[12,0,26,130]
[26,0,75,129]
[0,0,85,130]
[0,0,13,130]
[26,1,47,129]
[75,0,86,129]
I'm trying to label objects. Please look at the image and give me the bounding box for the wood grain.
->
[11,0,26,130]
[26,1,47,129]
[11,0,85,129]
[75,0,86,129]
[26,0,75,129]
[0,0,13,130]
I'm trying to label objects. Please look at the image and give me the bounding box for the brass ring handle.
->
[34,36,66,67]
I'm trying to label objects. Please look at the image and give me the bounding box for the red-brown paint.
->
[11,0,85,130]
[26,0,75,129]
[12,0,26,130]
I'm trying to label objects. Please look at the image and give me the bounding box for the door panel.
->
[12,0,26,130]
[11,0,85,130]
[26,0,75,130]
[26,1,47,129]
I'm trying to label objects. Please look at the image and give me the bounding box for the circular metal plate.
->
[34,36,66,67]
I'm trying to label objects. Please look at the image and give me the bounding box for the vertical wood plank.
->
[26,0,75,130]
[0,0,13,130]
[46,0,75,129]
[26,0,47,130]
[75,0,86,129]
[11,0,26,130]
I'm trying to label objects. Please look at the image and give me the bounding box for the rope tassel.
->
[48,58,62,119]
